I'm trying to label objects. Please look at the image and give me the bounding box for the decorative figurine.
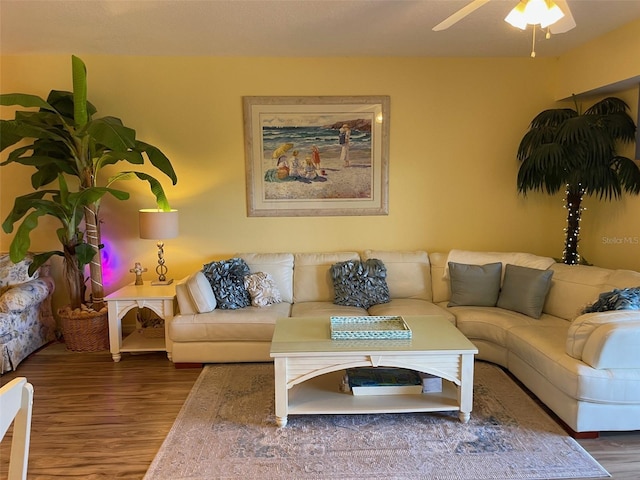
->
[130,262,147,286]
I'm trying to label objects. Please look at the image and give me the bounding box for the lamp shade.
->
[139,209,179,240]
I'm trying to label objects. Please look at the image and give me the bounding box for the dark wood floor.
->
[1,342,639,479]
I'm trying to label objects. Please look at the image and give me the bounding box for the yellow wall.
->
[1,31,639,313]
[555,19,640,99]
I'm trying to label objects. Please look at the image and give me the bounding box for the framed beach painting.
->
[243,96,390,217]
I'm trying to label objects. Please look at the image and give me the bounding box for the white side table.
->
[106,282,176,362]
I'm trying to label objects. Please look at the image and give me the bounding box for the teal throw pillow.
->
[331,259,390,309]
[448,262,502,307]
[496,264,553,318]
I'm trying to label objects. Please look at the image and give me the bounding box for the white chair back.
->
[0,377,34,480]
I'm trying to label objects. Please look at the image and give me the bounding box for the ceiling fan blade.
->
[550,0,576,33]
[432,0,491,31]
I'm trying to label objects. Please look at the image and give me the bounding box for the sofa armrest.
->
[582,321,640,369]
[0,278,52,313]
[566,310,640,368]
[175,272,217,315]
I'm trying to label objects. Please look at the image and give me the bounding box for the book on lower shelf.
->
[345,368,423,395]
[419,372,443,393]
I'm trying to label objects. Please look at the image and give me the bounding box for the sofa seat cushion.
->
[450,306,567,348]
[169,302,291,343]
[291,301,368,318]
[368,299,455,323]
[508,324,640,404]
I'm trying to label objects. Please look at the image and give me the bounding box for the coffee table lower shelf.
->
[284,370,459,423]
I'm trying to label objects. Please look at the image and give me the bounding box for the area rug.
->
[144,362,609,480]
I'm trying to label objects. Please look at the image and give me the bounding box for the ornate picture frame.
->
[243,96,390,217]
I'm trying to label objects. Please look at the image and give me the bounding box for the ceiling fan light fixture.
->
[505,1,528,30]
[505,0,565,30]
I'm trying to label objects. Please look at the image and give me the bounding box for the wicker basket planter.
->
[59,307,110,352]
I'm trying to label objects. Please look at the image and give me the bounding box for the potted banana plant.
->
[1,55,177,351]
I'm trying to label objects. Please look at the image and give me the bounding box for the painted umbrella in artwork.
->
[272,142,294,159]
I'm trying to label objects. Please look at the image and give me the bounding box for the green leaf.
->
[75,243,98,267]
[87,117,136,151]
[72,55,89,128]
[2,190,50,233]
[9,210,47,262]
[108,171,170,209]
[0,118,70,150]
[47,90,97,122]
[0,93,55,111]
[28,252,63,277]
[98,150,144,169]
[137,141,178,185]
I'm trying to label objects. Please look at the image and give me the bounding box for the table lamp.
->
[139,209,179,285]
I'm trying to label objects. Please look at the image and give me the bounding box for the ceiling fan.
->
[432,0,576,34]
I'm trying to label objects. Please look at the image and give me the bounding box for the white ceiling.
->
[1,0,640,58]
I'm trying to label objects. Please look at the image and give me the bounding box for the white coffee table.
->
[270,315,478,427]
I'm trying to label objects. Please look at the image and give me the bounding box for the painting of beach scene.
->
[244,96,389,217]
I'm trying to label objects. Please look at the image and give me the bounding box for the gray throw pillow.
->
[582,287,640,313]
[448,262,502,307]
[202,258,251,310]
[331,259,390,309]
[497,264,553,318]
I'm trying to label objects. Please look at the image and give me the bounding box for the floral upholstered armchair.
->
[0,253,56,374]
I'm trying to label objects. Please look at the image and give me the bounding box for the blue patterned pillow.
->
[202,258,251,310]
[582,287,640,314]
[331,259,390,309]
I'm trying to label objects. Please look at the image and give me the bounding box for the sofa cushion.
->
[0,254,39,295]
[443,250,555,281]
[581,287,640,313]
[544,263,613,320]
[429,252,451,303]
[0,279,51,313]
[238,253,294,304]
[368,298,456,323]
[244,272,282,307]
[448,262,502,307]
[202,258,251,310]
[184,271,217,313]
[497,264,553,318]
[602,268,640,291]
[362,250,432,301]
[291,301,368,318]
[169,302,291,343]
[451,305,565,349]
[330,259,390,309]
[508,323,640,404]
[293,252,360,303]
[566,310,640,361]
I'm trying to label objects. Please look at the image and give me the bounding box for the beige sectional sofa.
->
[169,249,640,434]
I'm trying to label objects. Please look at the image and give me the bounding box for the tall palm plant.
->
[1,55,177,311]
[516,97,639,264]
